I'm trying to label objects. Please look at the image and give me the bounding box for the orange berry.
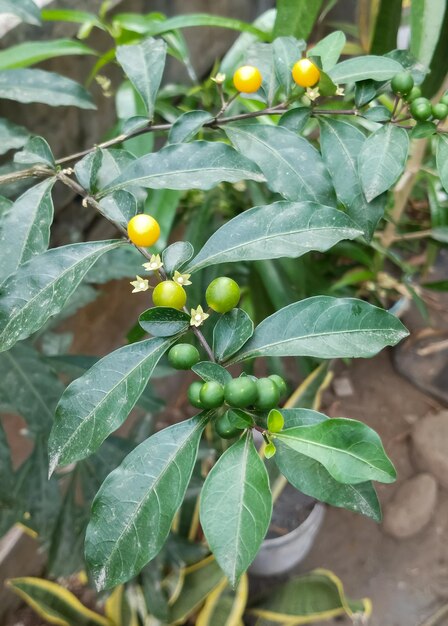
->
[127,214,160,247]
[233,65,262,93]
[292,59,321,88]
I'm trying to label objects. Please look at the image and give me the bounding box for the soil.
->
[3,277,448,626]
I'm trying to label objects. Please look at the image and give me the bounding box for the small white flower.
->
[335,85,345,97]
[173,270,192,286]
[130,275,149,293]
[306,87,320,101]
[142,254,163,272]
[212,72,226,85]
[190,305,209,327]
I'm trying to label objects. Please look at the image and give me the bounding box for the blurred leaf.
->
[0,39,96,70]
[363,105,392,122]
[436,135,448,194]
[411,0,445,68]
[370,0,402,55]
[42,8,104,30]
[196,574,248,626]
[274,0,323,39]
[309,31,346,71]
[0,0,40,25]
[14,136,55,167]
[0,118,30,155]
[420,6,448,96]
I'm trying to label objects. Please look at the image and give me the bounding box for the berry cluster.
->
[391,71,448,122]
[233,58,321,93]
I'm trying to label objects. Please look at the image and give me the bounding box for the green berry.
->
[405,86,421,103]
[254,378,280,410]
[410,97,432,122]
[188,381,204,409]
[215,411,243,439]
[205,277,240,314]
[168,344,200,370]
[440,94,448,107]
[268,374,288,398]
[267,409,285,433]
[224,377,258,408]
[391,72,414,96]
[432,103,448,120]
[199,381,224,409]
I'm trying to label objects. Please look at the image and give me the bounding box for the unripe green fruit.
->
[168,344,200,370]
[199,381,225,409]
[432,103,448,120]
[268,374,288,398]
[405,86,421,103]
[205,277,240,313]
[152,280,187,310]
[224,377,258,408]
[391,71,414,96]
[410,97,432,122]
[215,412,242,439]
[254,378,280,410]
[188,381,204,409]
[440,94,448,107]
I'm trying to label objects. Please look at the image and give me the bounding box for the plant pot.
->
[249,502,326,577]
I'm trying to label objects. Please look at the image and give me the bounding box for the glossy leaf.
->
[278,107,311,133]
[0,69,95,109]
[7,578,110,626]
[162,241,194,276]
[0,343,64,434]
[138,307,190,337]
[272,37,307,96]
[363,106,392,122]
[168,110,213,144]
[0,178,55,284]
[355,80,377,107]
[274,0,323,39]
[0,39,96,70]
[275,409,381,520]
[0,117,30,155]
[49,337,173,471]
[0,0,40,25]
[231,296,408,363]
[328,55,403,83]
[100,141,264,195]
[436,134,448,194]
[98,191,137,228]
[116,37,167,120]
[411,0,445,68]
[213,309,254,362]
[74,149,103,193]
[14,136,54,167]
[308,31,346,71]
[275,417,396,484]
[358,124,409,202]
[85,414,209,589]
[200,432,272,585]
[319,118,386,240]
[192,361,232,385]
[225,124,336,206]
[186,201,361,273]
[0,240,123,353]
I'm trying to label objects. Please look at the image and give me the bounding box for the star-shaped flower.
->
[173,270,192,286]
[142,254,163,272]
[306,86,320,101]
[211,72,226,85]
[335,85,345,96]
[190,305,209,327]
[130,275,149,293]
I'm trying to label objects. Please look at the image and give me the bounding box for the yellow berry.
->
[127,214,160,247]
[292,59,320,88]
[233,65,262,93]
[152,281,187,310]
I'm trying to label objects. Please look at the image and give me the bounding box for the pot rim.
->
[260,501,325,549]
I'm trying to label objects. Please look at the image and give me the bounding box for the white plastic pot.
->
[249,502,326,576]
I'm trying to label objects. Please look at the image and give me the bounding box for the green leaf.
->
[278,107,311,133]
[146,189,182,252]
[274,409,381,520]
[272,37,307,97]
[0,39,96,70]
[319,118,386,240]
[0,240,123,353]
[186,201,361,273]
[225,124,336,206]
[100,141,264,196]
[358,124,409,202]
[230,296,408,363]
[0,0,40,26]
[355,80,377,107]
[100,191,138,229]
[274,0,323,39]
[116,37,167,120]
[0,420,14,504]
[138,307,190,337]
[200,432,272,586]
[0,117,30,155]
[74,149,103,193]
[48,337,173,471]
[411,0,446,68]
[410,121,437,139]
[192,361,232,385]
[213,309,254,362]
[0,179,55,284]
[328,55,403,83]
[162,241,194,276]
[370,0,403,55]
[363,106,392,122]
[436,134,448,194]
[0,69,96,109]
[275,417,396,484]
[0,343,64,434]
[85,414,209,589]
[14,136,55,167]
[420,6,448,97]
[168,110,214,144]
[245,42,278,105]
[308,31,346,71]
[41,8,104,30]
